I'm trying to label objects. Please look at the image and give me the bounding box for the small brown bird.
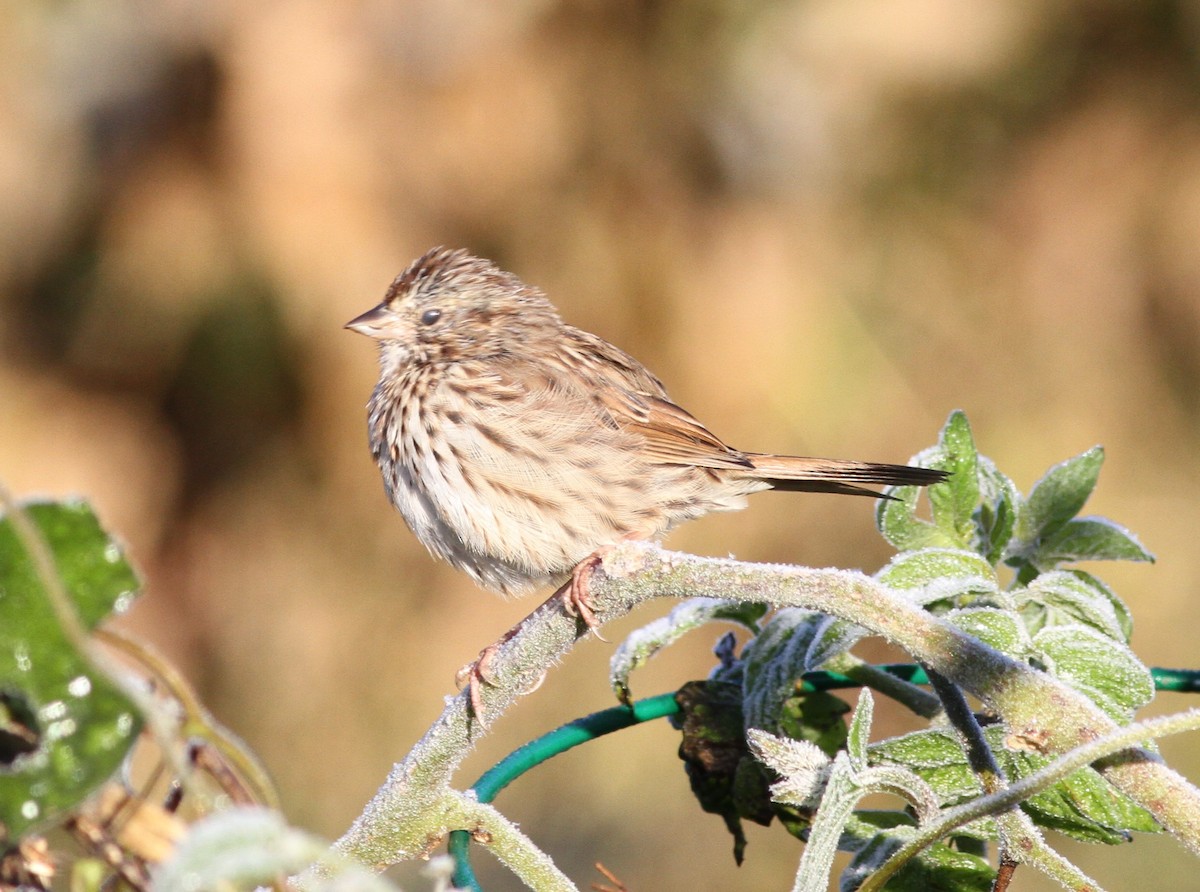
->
[347,247,945,628]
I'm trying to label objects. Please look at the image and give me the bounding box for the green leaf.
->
[804,614,867,669]
[927,411,980,547]
[1016,446,1104,545]
[974,455,1021,565]
[1032,625,1154,722]
[1074,570,1134,641]
[846,689,874,769]
[610,597,766,704]
[776,691,851,757]
[845,830,995,892]
[869,730,982,804]
[740,612,855,755]
[0,501,142,835]
[873,727,1159,846]
[877,548,999,608]
[742,609,827,734]
[1032,517,1155,569]
[877,483,953,552]
[1015,570,1132,642]
[946,608,1031,660]
[995,746,1160,844]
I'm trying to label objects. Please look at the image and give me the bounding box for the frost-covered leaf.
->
[995,746,1160,844]
[610,598,765,703]
[747,729,831,808]
[154,807,397,892]
[1032,625,1154,721]
[1016,570,1131,642]
[869,730,982,804]
[877,414,968,551]
[877,548,1000,608]
[974,455,1021,565]
[738,612,852,753]
[946,607,1031,659]
[804,614,868,669]
[0,500,142,835]
[742,609,827,734]
[843,828,995,892]
[845,689,874,769]
[927,411,980,548]
[1073,570,1133,640]
[877,482,953,552]
[872,727,1159,846]
[1016,446,1104,545]
[1032,517,1154,569]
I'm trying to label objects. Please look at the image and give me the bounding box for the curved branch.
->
[324,542,1200,878]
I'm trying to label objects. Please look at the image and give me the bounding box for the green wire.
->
[1150,667,1200,693]
[448,665,1200,889]
[449,693,678,890]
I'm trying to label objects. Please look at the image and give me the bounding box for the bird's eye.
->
[420,308,442,325]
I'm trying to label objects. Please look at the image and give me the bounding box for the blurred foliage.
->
[0,501,140,837]
[2,2,1200,888]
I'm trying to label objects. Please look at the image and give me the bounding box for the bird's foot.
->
[561,548,614,641]
[456,623,549,728]
[455,625,520,728]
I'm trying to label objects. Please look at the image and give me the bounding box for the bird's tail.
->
[746,454,948,499]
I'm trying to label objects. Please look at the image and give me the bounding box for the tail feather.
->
[747,454,948,499]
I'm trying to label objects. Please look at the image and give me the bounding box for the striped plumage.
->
[348,247,946,596]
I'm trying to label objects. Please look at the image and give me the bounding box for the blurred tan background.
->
[3,1,1200,889]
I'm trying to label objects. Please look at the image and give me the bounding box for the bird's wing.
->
[557,327,754,471]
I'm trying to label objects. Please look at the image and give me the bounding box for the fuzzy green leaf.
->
[927,411,981,547]
[846,689,874,769]
[877,548,999,608]
[804,614,867,669]
[869,730,983,804]
[873,727,1160,845]
[846,829,995,892]
[995,746,1160,844]
[777,691,851,757]
[1016,446,1104,544]
[1016,570,1132,642]
[877,484,953,552]
[947,607,1031,659]
[1032,518,1155,569]
[974,456,1021,565]
[742,609,828,734]
[1032,625,1154,722]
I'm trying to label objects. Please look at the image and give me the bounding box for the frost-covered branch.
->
[324,541,1200,881]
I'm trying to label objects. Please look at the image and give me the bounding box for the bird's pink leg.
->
[561,552,608,639]
[562,532,651,639]
[454,575,589,725]
[456,536,644,725]
[455,627,522,727]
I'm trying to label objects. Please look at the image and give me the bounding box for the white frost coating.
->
[746,728,831,809]
[154,807,399,892]
[610,597,747,695]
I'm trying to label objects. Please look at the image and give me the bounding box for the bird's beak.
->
[345,303,390,338]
